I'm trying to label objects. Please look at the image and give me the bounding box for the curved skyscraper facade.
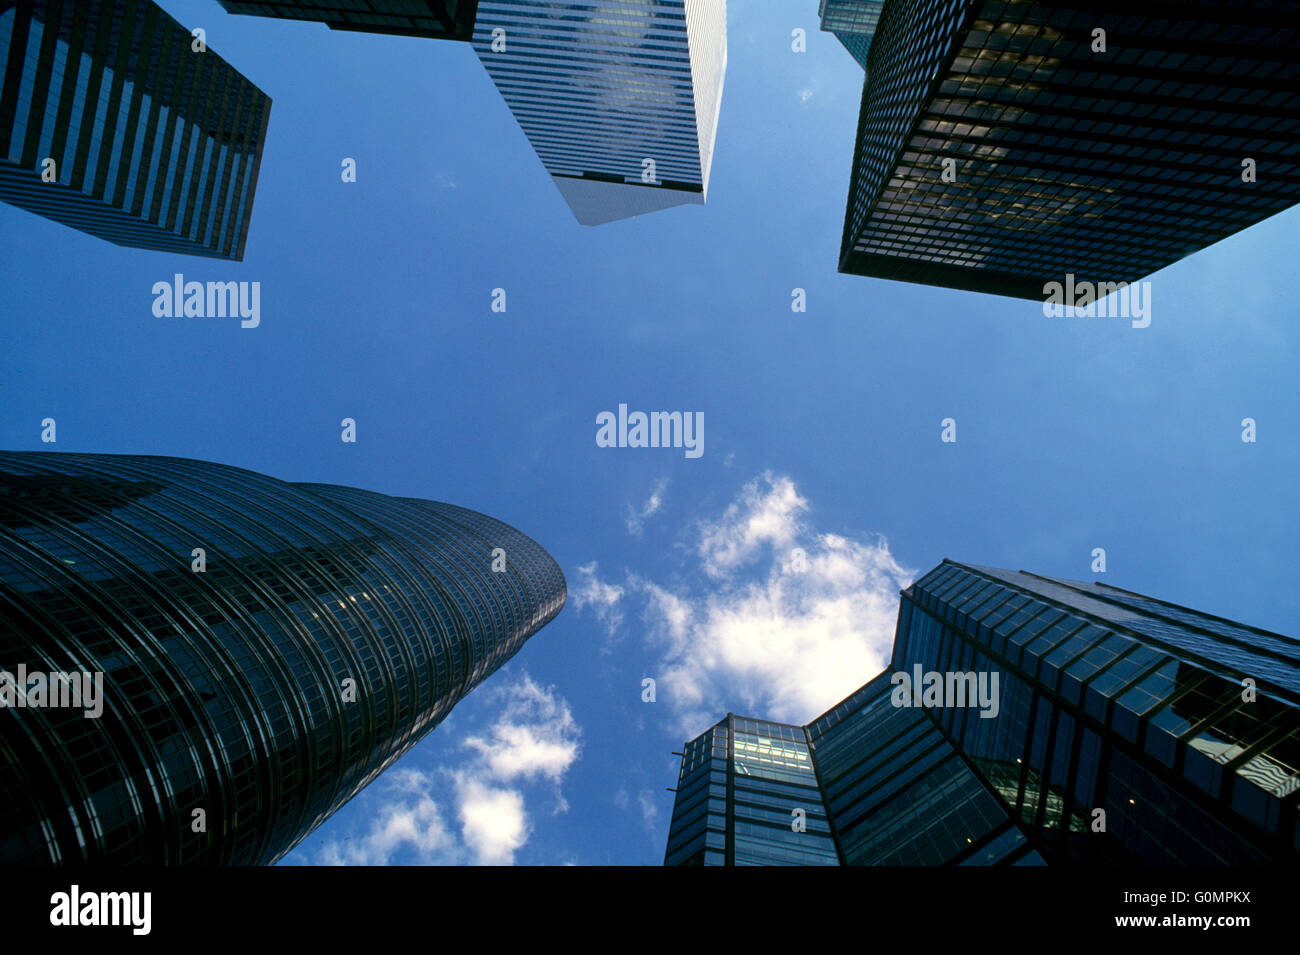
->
[0,451,566,865]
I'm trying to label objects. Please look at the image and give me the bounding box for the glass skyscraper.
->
[837,0,1300,298]
[472,0,727,225]
[208,1,727,226]
[818,0,883,70]
[0,451,566,865]
[0,1,271,260]
[666,560,1299,865]
[665,715,840,866]
[217,1,481,41]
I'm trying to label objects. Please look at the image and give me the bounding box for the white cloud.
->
[313,769,457,866]
[627,472,914,736]
[697,472,807,578]
[636,790,658,832]
[613,787,660,834]
[304,675,580,866]
[464,674,581,786]
[625,477,668,536]
[571,560,625,636]
[456,776,528,866]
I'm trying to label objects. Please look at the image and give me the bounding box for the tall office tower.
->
[665,716,841,866]
[216,1,480,41]
[471,0,727,225]
[666,560,1300,865]
[0,452,566,864]
[838,0,1300,298]
[0,1,271,260]
[818,0,883,70]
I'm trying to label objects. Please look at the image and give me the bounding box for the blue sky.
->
[1,0,1297,865]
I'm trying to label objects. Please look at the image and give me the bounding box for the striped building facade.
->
[472,0,727,225]
[0,1,271,259]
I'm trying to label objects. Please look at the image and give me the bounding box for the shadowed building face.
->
[837,0,1300,299]
[0,452,565,864]
[666,560,1300,865]
[0,1,271,260]
[819,0,884,70]
[216,1,481,41]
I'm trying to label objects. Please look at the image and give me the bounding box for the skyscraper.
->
[472,0,727,225]
[216,1,480,41]
[0,1,271,260]
[666,560,1299,865]
[0,451,566,864]
[837,0,1300,298]
[818,0,883,70]
[209,0,727,226]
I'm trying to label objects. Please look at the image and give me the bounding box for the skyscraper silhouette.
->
[217,0,480,41]
[819,0,882,70]
[836,0,1300,297]
[0,452,566,864]
[0,1,271,259]
[666,561,1299,865]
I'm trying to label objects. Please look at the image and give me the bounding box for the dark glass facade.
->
[0,451,566,864]
[217,1,480,41]
[807,670,1037,865]
[664,715,838,866]
[667,560,1299,865]
[838,0,1300,298]
[818,0,883,70]
[0,0,271,260]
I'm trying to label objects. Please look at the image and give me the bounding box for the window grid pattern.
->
[819,0,884,70]
[666,560,1298,865]
[907,561,1299,863]
[664,720,728,866]
[839,0,1300,298]
[730,717,838,866]
[809,671,1030,866]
